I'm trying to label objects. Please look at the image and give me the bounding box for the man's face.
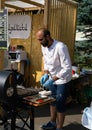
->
[36,31,49,47]
[38,37,49,47]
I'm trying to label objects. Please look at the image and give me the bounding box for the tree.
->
[74,0,92,67]
[76,0,92,40]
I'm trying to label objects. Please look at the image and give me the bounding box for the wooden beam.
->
[24,7,44,11]
[44,0,49,28]
[5,3,25,10]
[0,0,5,10]
[58,0,78,7]
[20,0,44,8]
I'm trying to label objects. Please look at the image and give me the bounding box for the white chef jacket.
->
[41,40,72,84]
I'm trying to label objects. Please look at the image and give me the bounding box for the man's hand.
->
[43,78,54,89]
[40,74,49,85]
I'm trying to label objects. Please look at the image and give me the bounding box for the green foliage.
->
[74,0,92,67]
[76,0,92,40]
[75,40,92,48]
[74,40,92,67]
[77,0,92,25]
[73,0,92,26]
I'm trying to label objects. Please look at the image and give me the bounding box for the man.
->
[36,28,72,130]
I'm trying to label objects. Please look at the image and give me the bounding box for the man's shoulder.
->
[54,40,66,47]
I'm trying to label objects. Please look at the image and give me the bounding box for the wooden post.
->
[0,0,5,10]
[44,0,50,28]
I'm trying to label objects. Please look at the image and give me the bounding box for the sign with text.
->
[0,9,8,49]
[8,15,31,39]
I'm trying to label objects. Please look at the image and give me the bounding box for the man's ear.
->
[46,35,49,39]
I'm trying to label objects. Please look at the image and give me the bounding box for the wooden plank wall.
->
[45,0,78,62]
[10,11,44,87]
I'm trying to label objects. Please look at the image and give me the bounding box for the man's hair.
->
[38,28,50,37]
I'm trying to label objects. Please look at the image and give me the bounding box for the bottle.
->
[77,64,80,74]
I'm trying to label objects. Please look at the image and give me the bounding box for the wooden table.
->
[1,94,55,130]
[22,94,55,130]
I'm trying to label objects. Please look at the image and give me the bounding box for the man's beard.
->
[42,40,49,47]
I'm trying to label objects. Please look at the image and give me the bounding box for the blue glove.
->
[43,78,54,89]
[40,74,49,85]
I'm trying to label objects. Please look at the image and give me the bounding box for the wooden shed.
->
[0,0,78,87]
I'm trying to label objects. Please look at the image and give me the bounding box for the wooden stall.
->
[0,0,78,87]
[44,0,78,61]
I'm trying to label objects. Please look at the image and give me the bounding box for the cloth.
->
[42,40,72,84]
